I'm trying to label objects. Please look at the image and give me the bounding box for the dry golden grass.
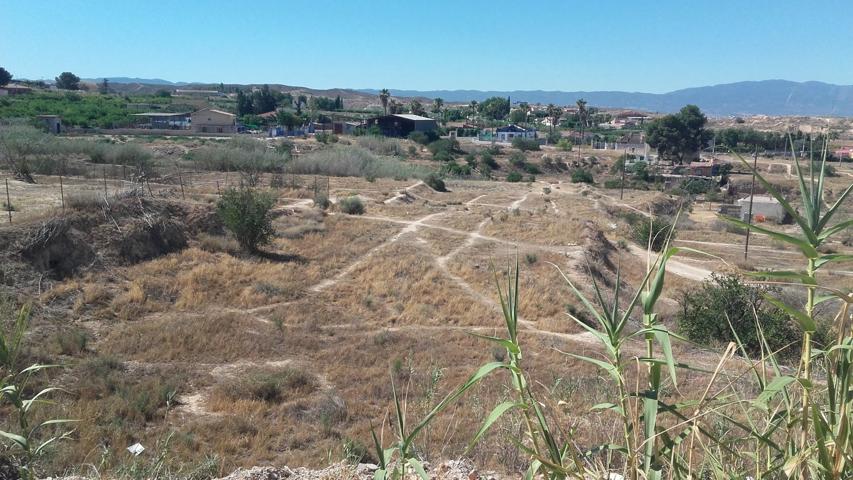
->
[10,164,849,477]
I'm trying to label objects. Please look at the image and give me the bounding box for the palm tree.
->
[469,100,478,123]
[546,104,557,134]
[432,98,444,123]
[576,98,588,135]
[379,89,390,115]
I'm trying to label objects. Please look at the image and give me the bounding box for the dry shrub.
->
[197,233,240,253]
[211,367,318,405]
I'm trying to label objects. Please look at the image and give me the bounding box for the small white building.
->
[495,124,537,143]
[737,195,785,223]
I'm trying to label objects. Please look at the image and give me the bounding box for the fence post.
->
[216,180,221,196]
[59,175,65,212]
[103,167,108,197]
[5,178,11,224]
[179,172,186,200]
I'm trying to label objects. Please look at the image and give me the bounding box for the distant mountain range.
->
[360,81,853,117]
[89,78,853,116]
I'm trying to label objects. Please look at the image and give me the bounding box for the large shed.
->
[191,108,237,134]
[364,114,437,137]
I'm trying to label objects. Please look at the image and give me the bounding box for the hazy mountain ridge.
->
[361,80,853,116]
[92,78,853,116]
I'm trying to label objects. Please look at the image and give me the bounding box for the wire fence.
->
[1,166,330,225]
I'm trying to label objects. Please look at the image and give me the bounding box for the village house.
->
[191,108,237,134]
[0,83,32,96]
[495,124,537,143]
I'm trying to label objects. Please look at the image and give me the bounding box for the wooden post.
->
[5,178,11,223]
[59,175,65,212]
[103,167,108,197]
[179,172,186,200]
[216,180,221,196]
[744,149,759,261]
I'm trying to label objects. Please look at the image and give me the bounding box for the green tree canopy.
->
[55,72,81,90]
[0,67,12,86]
[645,104,712,164]
[478,96,510,120]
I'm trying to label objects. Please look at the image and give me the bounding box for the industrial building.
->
[364,114,437,137]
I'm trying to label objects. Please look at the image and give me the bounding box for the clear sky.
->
[2,0,851,93]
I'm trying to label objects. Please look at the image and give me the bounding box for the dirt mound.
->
[19,218,96,279]
[639,193,681,216]
[576,221,618,287]
[0,195,213,290]
[384,191,417,205]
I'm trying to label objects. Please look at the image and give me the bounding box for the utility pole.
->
[744,149,759,261]
[620,148,627,200]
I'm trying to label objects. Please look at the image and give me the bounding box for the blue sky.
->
[2,0,851,93]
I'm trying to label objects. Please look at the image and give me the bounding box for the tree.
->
[99,78,110,94]
[575,98,588,145]
[55,72,81,90]
[645,104,712,164]
[217,187,275,252]
[546,104,562,134]
[236,89,253,116]
[431,98,444,121]
[295,95,307,115]
[252,85,278,114]
[0,67,12,86]
[468,100,478,122]
[478,96,510,120]
[277,111,299,131]
[410,99,426,116]
[379,89,390,115]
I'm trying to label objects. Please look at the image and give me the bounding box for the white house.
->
[495,124,537,143]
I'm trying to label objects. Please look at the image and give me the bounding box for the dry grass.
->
[7,162,850,477]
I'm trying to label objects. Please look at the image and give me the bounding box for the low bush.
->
[339,195,365,215]
[427,138,460,159]
[677,274,811,360]
[215,368,318,404]
[356,136,403,156]
[288,146,422,179]
[508,151,526,168]
[511,137,540,151]
[556,138,573,151]
[216,187,276,252]
[314,132,338,144]
[506,171,523,182]
[407,130,438,145]
[424,173,447,192]
[630,215,674,252]
[571,169,594,184]
[479,151,499,169]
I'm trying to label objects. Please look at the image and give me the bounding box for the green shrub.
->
[630,216,674,252]
[407,130,438,145]
[511,136,540,151]
[509,151,526,168]
[288,146,422,179]
[424,173,447,191]
[427,138,459,159]
[571,169,594,184]
[356,136,403,156]
[556,138,573,151]
[339,196,365,215]
[216,187,275,252]
[677,274,809,361]
[479,151,499,169]
[315,132,339,144]
[506,172,523,182]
